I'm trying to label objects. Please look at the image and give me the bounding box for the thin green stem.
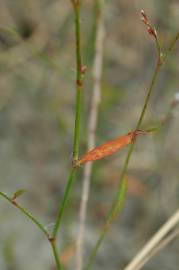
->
[52,0,83,239]
[0,2,85,270]
[114,60,161,202]
[85,177,127,270]
[85,31,179,270]
[0,191,64,269]
[72,1,83,162]
[51,0,83,264]
[0,191,49,238]
[155,35,161,60]
[73,87,82,161]
[52,168,76,238]
[50,239,63,270]
[164,32,179,60]
[85,58,161,270]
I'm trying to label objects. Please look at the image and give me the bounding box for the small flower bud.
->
[141,10,148,24]
[80,65,87,74]
[147,26,157,38]
[141,10,158,39]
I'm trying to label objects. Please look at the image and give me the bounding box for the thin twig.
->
[135,226,179,270]
[85,44,161,270]
[85,178,127,270]
[0,191,49,238]
[164,32,179,59]
[52,168,76,238]
[0,191,63,269]
[75,1,105,270]
[85,24,179,270]
[50,238,63,270]
[123,209,179,270]
[72,0,83,162]
[0,1,85,269]
[52,0,84,240]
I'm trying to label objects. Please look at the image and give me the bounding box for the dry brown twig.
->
[75,1,105,270]
[123,209,179,270]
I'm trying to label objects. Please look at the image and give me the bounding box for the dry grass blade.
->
[132,226,179,270]
[123,209,179,270]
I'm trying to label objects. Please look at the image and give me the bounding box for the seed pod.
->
[75,130,147,166]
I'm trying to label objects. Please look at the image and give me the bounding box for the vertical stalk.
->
[52,168,76,238]
[72,0,83,162]
[52,0,84,241]
[50,239,63,270]
[85,177,127,270]
[85,31,179,270]
[85,59,162,270]
[115,60,161,198]
[76,1,105,269]
[50,1,84,267]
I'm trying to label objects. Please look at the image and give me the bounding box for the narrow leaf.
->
[12,189,26,200]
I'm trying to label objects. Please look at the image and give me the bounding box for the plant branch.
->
[164,32,179,59]
[50,238,63,270]
[52,0,84,241]
[75,1,105,269]
[85,27,179,270]
[85,178,127,270]
[0,1,85,270]
[0,191,49,238]
[0,191,64,269]
[85,46,161,270]
[72,0,84,162]
[52,168,76,238]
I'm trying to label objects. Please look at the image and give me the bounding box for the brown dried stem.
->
[75,1,105,269]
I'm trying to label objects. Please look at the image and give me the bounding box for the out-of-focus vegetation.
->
[0,0,179,269]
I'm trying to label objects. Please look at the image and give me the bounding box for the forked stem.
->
[0,191,63,270]
[0,191,49,237]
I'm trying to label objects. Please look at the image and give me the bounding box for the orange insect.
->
[74,129,147,167]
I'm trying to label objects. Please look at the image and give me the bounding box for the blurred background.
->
[0,0,179,269]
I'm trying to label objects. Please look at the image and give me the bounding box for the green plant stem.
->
[51,0,83,266]
[0,191,49,238]
[50,239,63,270]
[165,33,179,58]
[0,2,85,270]
[52,0,83,239]
[52,168,76,238]
[85,57,162,270]
[72,0,83,162]
[85,32,179,270]
[113,60,161,208]
[0,191,64,269]
[116,60,161,192]
[85,177,127,270]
